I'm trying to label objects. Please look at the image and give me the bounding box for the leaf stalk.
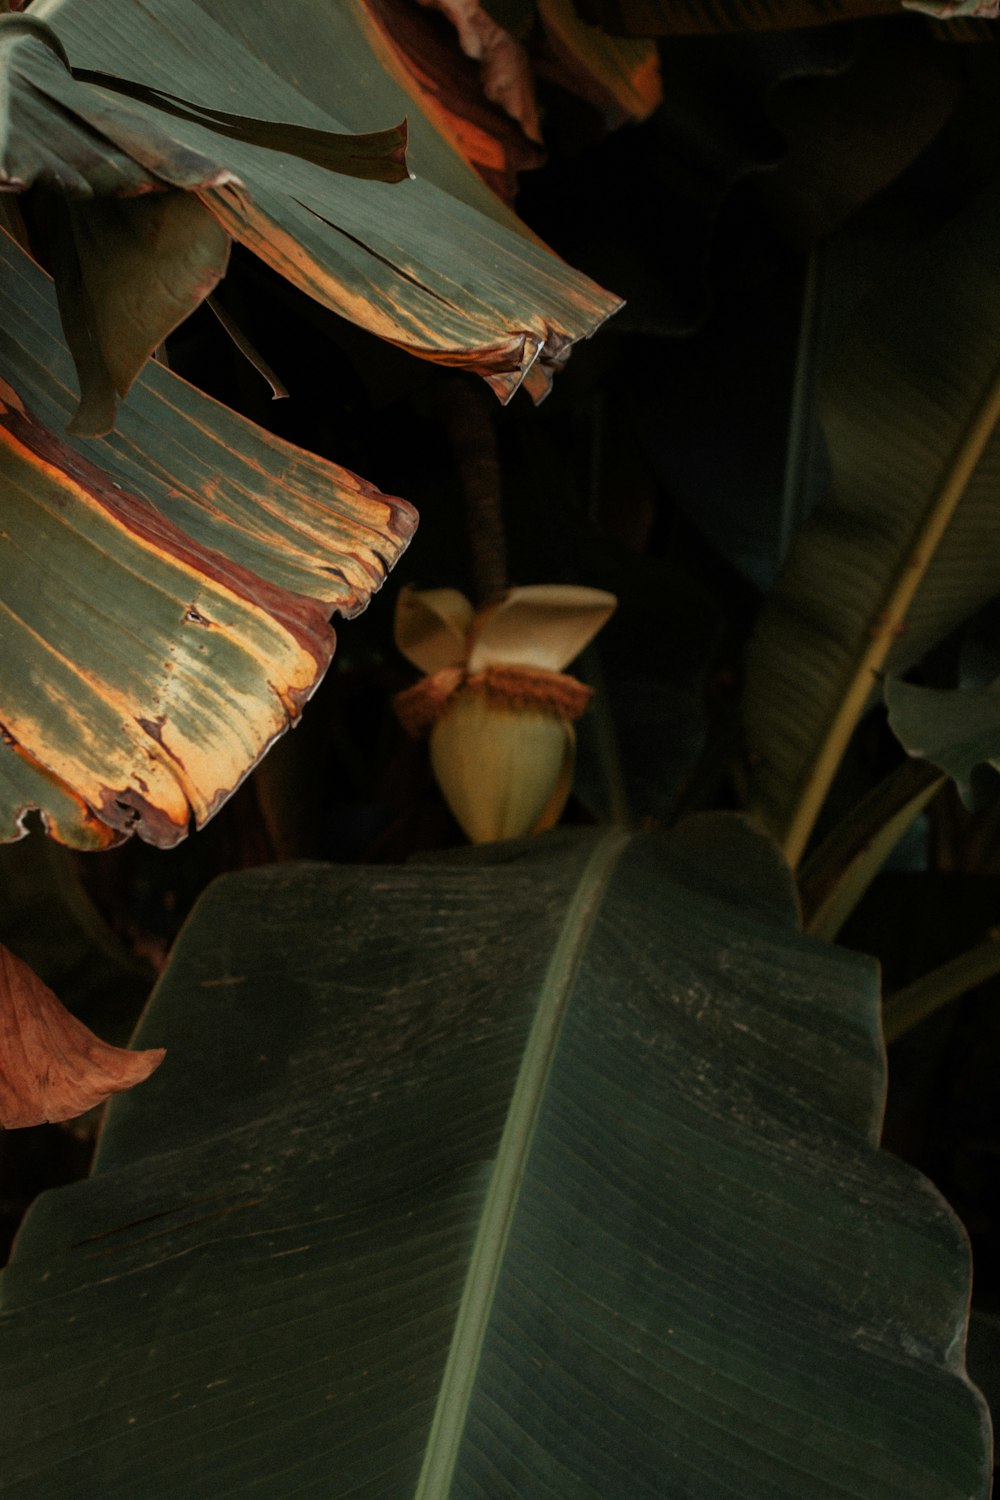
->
[782,362,1000,868]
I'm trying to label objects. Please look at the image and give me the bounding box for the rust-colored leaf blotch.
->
[0,943,164,1129]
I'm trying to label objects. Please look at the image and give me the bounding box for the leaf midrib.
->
[414,827,632,1500]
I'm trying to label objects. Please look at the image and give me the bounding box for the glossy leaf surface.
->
[0,229,416,848]
[0,819,988,1497]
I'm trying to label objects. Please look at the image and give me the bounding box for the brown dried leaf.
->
[0,944,164,1128]
[416,0,543,142]
[362,0,544,206]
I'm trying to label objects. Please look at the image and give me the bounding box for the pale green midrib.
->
[414,827,632,1500]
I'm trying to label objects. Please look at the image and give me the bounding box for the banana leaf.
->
[0,10,407,434]
[0,226,416,849]
[757,27,961,249]
[360,0,546,205]
[887,676,1000,805]
[533,0,663,127]
[7,0,619,425]
[0,743,120,852]
[744,179,1000,865]
[798,758,945,940]
[392,0,660,145]
[0,818,988,1497]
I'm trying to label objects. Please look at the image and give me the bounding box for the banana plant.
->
[745,178,1000,868]
[0,5,997,1495]
[0,819,989,1497]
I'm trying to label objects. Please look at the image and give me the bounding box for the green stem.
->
[884,936,1000,1044]
[782,361,1000,868]
[800,759,944,942]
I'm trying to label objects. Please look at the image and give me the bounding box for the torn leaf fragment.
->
[0,943,164,1129]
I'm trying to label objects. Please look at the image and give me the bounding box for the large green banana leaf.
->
[6,0,619,424]
[744,179,1000,865]
[0,818,988,1497]
[0,226,416,849]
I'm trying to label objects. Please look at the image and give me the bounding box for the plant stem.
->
[445,378,508,604]
[884,936,1000,1043]
[800,759,944,942]
[782,361,1000,868]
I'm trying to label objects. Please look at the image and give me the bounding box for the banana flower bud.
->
[393,583,616,843]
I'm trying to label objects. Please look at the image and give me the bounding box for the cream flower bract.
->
[394,583,616,842]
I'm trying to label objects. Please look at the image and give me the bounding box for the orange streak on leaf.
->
[0,944,164,1129]
[0,405,334,844]
[1,406,333,668]
[202,183,543,383]
[364,0,544,204]
[0,733,122,849]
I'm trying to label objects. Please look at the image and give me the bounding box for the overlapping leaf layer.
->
[19,0,620,405]
[0,820,988,1497]
[745,182,1000,863]
[0,231,416,847]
